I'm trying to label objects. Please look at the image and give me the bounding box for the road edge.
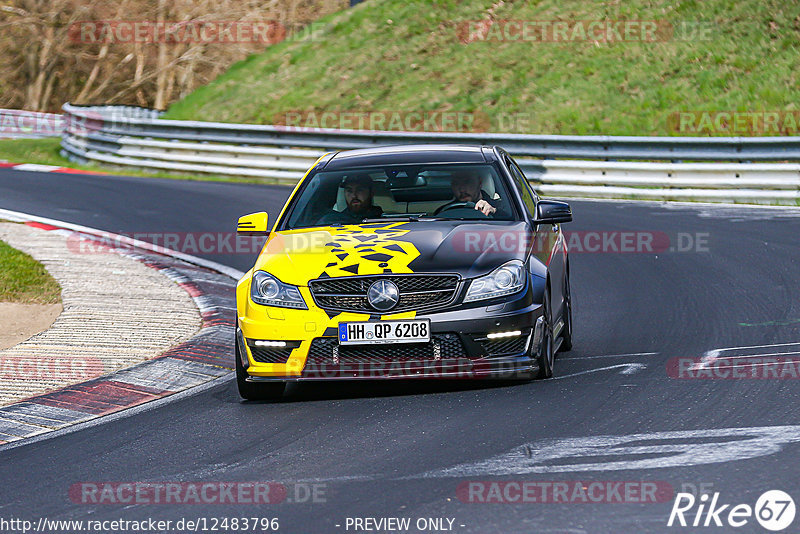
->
[0,208,244,450]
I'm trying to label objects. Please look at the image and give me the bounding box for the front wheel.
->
[235,337,286,401]
[559,268,573,352]
[535,285,555,379]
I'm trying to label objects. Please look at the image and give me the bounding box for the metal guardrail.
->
[0,108,63,139]
[60,104,800,205]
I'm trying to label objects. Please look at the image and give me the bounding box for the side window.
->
[506,157,536,217]
[518,164,540,202]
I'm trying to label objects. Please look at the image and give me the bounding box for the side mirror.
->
[237,212,270,235]
[535,200,572,224]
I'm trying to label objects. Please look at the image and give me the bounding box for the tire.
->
[559,267,573,352]
[535,284,555,379]
[235,337,286,401]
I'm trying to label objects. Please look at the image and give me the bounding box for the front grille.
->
[317,295,366,309]
[307,334,466,364]
[249,346,294,364]
[309,274,459,313]
[479,335,529,356]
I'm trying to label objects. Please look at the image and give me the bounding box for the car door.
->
[505,154,566,319]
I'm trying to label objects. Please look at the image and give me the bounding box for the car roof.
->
[322,145,496,170]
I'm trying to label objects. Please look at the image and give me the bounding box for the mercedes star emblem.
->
[367,280,400,312]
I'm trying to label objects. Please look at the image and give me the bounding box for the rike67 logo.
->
[668,490,795,531]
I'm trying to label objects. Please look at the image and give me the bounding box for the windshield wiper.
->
[419,217,476,221]
[361,216,420,223]
[361,216,481,223]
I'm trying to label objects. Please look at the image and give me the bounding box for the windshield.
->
[282,163,518,230]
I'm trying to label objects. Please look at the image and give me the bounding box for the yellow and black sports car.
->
[235,145,573,399]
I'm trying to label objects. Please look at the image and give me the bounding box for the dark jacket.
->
[440,190,510,218]
[317,205,384,225]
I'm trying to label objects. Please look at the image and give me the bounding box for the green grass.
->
[0,238,61,304]
[0,138,281,184]
[164,0,800,136]
[0,138,75,167]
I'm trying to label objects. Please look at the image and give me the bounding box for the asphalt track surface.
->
[2,167,800,533]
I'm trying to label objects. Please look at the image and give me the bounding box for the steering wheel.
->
[434,201,476,215]
[433,202,490,219]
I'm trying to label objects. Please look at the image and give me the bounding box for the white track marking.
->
[553,363,645,380]
[12,163,61,172]
[559,352,657,360]
[712,341,800,352]
[695,342,800,370]
[707,361,799,372]
[694,349,722,370]
[418,425,800,477]
[706,350,800,361]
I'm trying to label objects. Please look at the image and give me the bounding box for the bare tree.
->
[0,0,348,111]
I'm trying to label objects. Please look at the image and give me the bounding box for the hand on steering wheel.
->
[474,199,497,216]
[433,201,475,215]
[433,201,490,218]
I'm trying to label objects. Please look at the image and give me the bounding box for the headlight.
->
[250,271,307,309]
[464,260,526,303]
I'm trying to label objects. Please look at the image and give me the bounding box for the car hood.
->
[254,220,531,286]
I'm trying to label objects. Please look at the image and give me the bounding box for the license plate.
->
[338,320,431,345]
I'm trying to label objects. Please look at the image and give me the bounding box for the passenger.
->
[317,174,383,225]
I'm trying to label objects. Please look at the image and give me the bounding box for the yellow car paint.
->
[236,156,423,377]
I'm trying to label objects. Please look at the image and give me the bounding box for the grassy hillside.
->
[164,0,800,136]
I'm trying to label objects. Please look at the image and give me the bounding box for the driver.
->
[317,174,383,225]
[440,168,502,216]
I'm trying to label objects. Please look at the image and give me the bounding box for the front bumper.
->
[246,355,538,381]
[238,288,544,381]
